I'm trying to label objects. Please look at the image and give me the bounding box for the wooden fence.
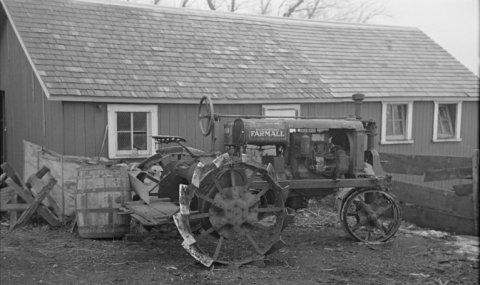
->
[380,150,478,236]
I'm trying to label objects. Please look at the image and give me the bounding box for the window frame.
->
[107,104,158,159]
[262,104,300,118]
[432,101,462,142]
[380,101,414,145]
[262,104,300,134]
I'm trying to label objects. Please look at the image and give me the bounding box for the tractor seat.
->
[151,135,186,144]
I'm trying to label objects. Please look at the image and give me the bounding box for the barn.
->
[0,0,478,191]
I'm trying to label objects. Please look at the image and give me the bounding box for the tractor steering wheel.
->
[197,96,215,136]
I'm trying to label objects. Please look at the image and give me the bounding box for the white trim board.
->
[106,104,158,159]
[432,101,462,142]
[380,101,414,145]
[47,95,480,104]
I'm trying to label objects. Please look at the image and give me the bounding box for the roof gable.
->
[1,0,478,102]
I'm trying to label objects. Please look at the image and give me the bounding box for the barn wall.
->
[62,102,108,157]
[0,12,64,176]
[374,101,478,190]
[58,96,476,191]
[157,103,262,153]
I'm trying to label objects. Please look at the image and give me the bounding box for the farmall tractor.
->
[136,94,402,267]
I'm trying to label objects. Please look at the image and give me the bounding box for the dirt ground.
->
[1,200,479,285]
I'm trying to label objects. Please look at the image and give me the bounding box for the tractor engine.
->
[288,131,349,179]
[225,118,367,208]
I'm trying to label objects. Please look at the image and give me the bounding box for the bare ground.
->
[1,200,478,285]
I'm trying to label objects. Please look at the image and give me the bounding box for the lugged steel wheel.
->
[340,188,402,242]
[174,155,290,267]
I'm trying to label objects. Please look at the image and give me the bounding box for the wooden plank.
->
[43,90,65,154]
[31,166,50,180]
[94,103,108,158]
[424,166,472,182]
[12,178,57,229]
[5,178,61,227]
[124,204,158,224]
[124,201,177,224]
[1,162,24,188]
[379,153,470,175]
[75,103,87,156]
[9,194,18,229]
[0,173,7,184]
[25,166,50,191]
[1,163,27,228]
[391,180,473,218]
[126,203,172,220]
[0,186,14,205]
[148,200,179,217]
[452,183,473,196]
[178,104,187,141]
[63,103,76,155]
[472,150,479,236]
[125,197,171,205]
[84,103,97,157]
[401,203,475,235]
[130,213,156,226]
[128,172,151,204]
[0,203,30,211]
[27,174,63,221]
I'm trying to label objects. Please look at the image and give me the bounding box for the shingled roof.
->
[1,0,478,103]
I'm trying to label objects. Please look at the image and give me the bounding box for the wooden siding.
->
[62,102,107,157]
[0,13,64,177]
[374,101,478,190]
[157,104,262,152]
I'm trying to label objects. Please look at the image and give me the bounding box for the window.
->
[263,104,300,135]
[262,104,300,118]
[381,102,413,144]
[107,105,158,158]
[433,102,462,142]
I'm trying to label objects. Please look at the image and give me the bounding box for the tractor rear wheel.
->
[174,156,291,267]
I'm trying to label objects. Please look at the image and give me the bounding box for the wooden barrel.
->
[76,165,131,238]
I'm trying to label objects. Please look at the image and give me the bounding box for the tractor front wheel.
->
[340,188,402,242]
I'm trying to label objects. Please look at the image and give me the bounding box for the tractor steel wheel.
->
[340,188,402,242]
[197,95,215,136]
[174,157,290,267]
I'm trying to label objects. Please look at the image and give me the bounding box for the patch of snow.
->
[446,236,480,261]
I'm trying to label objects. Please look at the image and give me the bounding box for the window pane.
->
[438,104,455,139]
[386,120,393,136]
[394,105,404,121]
[447,105,456,129]
[133,133,147,150]
[117,112,131,131]
[133,112,147,131]
[117,133,131,150]
[386,104,406,139]
[393,120,404,135]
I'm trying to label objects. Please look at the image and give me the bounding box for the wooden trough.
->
[380,150,478,236]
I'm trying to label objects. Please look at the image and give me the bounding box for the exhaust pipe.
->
[352,93,365,120]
